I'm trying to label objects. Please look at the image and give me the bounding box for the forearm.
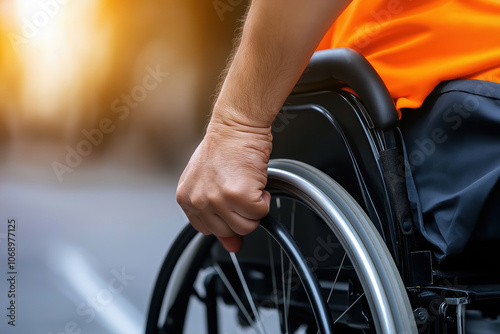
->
[212,0,351,128]
[178,0,352,252]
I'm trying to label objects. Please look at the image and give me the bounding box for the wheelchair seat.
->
[146,48,500,334]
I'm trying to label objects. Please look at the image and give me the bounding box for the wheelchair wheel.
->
[146,159,417,333]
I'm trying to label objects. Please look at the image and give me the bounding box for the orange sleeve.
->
[316,0,500,111]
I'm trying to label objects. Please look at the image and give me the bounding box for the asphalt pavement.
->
[0,150,186,334]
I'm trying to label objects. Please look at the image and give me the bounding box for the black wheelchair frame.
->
[146,48,500,334]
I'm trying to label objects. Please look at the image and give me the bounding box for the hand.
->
[176,117,273,253]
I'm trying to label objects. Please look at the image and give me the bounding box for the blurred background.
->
[0,1,248,333]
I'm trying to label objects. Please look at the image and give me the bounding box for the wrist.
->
[205,118,274,166]
[207,114,273,140]
[210,102,275,132]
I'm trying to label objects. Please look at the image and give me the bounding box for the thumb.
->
[261,190,271,212]
[217,235,244,253]
[218,191,271,253]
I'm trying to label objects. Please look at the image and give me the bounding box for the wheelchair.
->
[145,48,500,333]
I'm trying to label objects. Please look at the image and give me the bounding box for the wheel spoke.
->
[268,235,279,309]
[334,292,365,325]
[213,263,255,329]
[230,252,268,334]
[326,252,347,303]
[276,196,290,334]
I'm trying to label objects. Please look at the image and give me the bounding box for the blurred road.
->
[0,141,187,334]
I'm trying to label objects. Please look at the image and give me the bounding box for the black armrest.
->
[293,48,399,130]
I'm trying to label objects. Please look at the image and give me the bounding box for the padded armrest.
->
[293,48,399,130]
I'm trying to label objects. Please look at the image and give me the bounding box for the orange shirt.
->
[317,0,500,111]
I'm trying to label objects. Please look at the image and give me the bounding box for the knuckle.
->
[222,184,247,201]
[220,185,238,198]
[206,190,222,207]
[233,220,259,235]
[175,187,188,205]
[191,194,209,210]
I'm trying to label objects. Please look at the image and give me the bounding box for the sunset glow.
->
[6,0,110,117]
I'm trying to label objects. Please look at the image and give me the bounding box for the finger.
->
[211,195,269,237]
[262,190,271,209]
[215,209,261,235]
[187,215,211,235]
[228,191,271,220]
[198,211,237,238]
[210,197,261,235]
[217,235,243,253]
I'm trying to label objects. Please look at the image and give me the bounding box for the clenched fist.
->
[176,117,273,253]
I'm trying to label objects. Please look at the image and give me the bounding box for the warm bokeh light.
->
[8,0,110,118]
[0,0,247,171]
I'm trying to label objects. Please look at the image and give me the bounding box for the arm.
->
[176,0,351,252]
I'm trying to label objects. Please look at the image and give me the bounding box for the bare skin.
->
[176,0,352,252]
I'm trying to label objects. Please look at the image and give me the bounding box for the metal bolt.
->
[413,307,429,324]
[403,221,413,234]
